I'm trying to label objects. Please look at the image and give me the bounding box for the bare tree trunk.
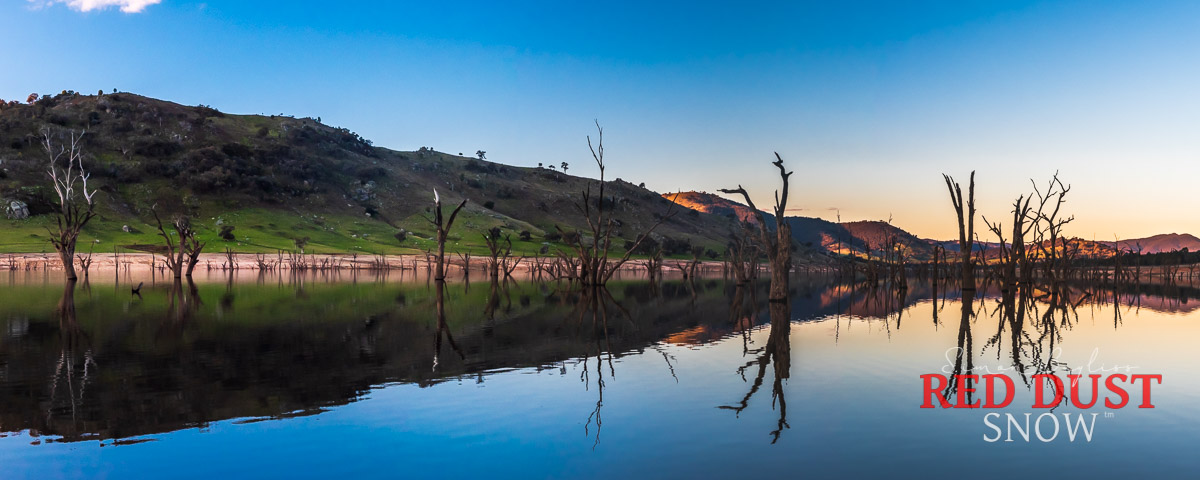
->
[720,154,794,301]
[943,172,976,291]
[429,189,467,282]
[43,129,97,283]
[59,250,77,281]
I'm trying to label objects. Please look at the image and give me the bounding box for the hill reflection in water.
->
[2,270,1200,478]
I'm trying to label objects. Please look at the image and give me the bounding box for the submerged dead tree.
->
[428,189,467,282]
[483,227,503,278]
[1031,173,1074,284]
[43,128,98,281]
[720,154,794,301]
[558,122,676,286]
[942,172,976,291]
[152,209,207,279]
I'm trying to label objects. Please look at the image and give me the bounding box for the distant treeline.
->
[1090,249,1200,267]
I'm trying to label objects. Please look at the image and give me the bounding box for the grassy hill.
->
[0,91,745,257]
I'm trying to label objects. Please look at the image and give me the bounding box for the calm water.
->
[2,270,1199,479]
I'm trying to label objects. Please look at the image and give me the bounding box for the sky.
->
[2,0,1198,240]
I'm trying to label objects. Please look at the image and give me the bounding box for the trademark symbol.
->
[1104,412,1115,418]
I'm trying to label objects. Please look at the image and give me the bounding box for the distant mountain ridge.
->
[1110,233,1200,254]
[664,191,1199,259]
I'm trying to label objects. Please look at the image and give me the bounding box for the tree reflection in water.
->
[5,273,1199,446]
[576,286,620,450]
[720,290,791,444]
[47,280,97,438]
[432,280,465,372]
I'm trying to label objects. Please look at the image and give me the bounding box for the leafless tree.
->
[1031,172,1074,283]
[558,121,676,286]
[427,189,467,282]
[43,128,98,281]
[482,227,505,278]
[720,154,794,301]
[151,208,206,279]
[942,171,976,290]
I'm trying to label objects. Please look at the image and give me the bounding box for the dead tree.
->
[942,171,976,291]
[720,153,794,301]
[184,231,205,277]
[558,122,676,286]
[1031,173,1073,284]
[152,209,206,279]
[43,128,98,281]
[77,244,95,278]
[483,227,504,278]
[501,252,524,278]
[980,216,1009,281]
[427,189,467,282]
[687,245,705,279]
[1010,195,1034,286]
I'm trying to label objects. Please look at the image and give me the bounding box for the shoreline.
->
[0,252,734,274]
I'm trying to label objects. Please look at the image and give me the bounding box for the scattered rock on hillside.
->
[4,200,29,220]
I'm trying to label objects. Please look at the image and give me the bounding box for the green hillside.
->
[0,91,749,258]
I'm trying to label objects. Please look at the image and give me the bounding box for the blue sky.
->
[2,0,1198,239]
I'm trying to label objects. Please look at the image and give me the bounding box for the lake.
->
[2,270,1198,479]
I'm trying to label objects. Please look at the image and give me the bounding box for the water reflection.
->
[720,298,791,443]
[0,271,1198,449]
[46,280,99,441]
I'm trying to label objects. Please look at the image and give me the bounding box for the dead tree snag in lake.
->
[720,153,794,301]
[152,208,206,279]
[428,189,467,282]
[559,121,676,286]
[1031,172,1074,284]
[43,128,98,281]
[942,171,976,291]
[483,227,504,278]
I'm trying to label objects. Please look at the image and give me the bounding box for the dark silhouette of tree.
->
[152,208,206,279]
[942,171,976,291]
[720,154,794,301]
[556,121,677,286]
[427,189,467,282]
[1031,172,1074,283]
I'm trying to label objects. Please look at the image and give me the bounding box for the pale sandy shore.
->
[0,252,730,275]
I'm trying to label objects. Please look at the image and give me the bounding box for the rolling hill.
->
[1111,233,1200,254]
[662,191,937,260]
[0,91,746,257]
[663,191,1198,261]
